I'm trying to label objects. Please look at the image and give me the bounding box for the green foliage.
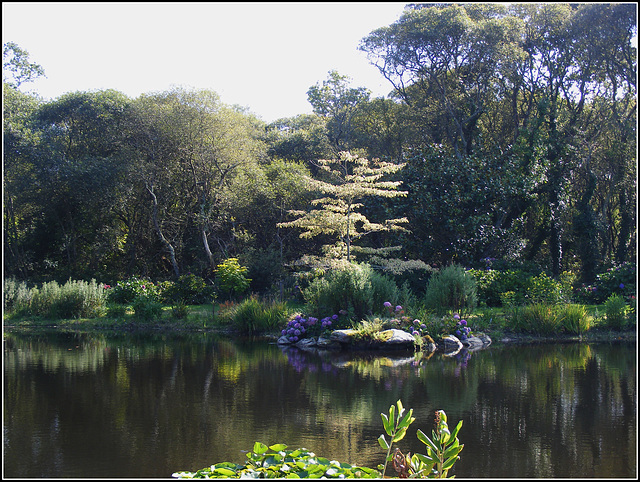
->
[469,268,532,307]
[302,263,399,322]
[378,400,464,478]
[108,277,159,304]
[603,294,629,330]
[277,151,409,265]
[172,442,380,479]
[424,265,478,315]
[131,295,164,322]
[557,304,591,335]
[173,401,462,479]
[170,301,190,320]
[230,295,290,335]
[508,303,560,335]
[525,272,566,304]
[215,258,251,300]
[163,274,214,304]
[3,279,107,319]
[577,262,636,304]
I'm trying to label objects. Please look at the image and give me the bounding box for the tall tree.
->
[3,41,45,89]
[307,70,371,152]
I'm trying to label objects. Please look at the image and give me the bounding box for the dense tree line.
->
[3,3,636,291]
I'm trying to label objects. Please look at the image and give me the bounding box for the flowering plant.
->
[281,312,340,343]
[453,313,472,341]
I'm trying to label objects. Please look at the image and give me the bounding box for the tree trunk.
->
[146,183,180,278]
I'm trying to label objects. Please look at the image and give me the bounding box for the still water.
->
[3,329,636,478]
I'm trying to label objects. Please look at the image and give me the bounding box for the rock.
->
[379,329,416,346]
[476,333,492,346]
[330,329,359,344]
[439,335,463,354]
[277,335,291,345]
[462,336,484,350]
[330,328,416,349]
[317,334,340,349]
[295,338,317,349]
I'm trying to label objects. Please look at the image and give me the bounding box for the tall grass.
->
[230,295,291,335]
[4,278,107,319]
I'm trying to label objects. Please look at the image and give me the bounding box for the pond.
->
[3,328,636,478]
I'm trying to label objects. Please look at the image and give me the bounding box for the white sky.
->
[3,2,407,122]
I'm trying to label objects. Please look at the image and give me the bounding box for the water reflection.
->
[3,329,636,478]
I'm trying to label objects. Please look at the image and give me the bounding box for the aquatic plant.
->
[173,400,463,479]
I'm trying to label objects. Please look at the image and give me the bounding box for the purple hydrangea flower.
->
[383,301,392,308]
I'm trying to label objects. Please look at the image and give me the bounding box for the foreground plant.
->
[379,400,464,478]
[172,401,463,479]
[172,442,379,479]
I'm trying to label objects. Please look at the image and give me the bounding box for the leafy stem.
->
[377,399,415,477]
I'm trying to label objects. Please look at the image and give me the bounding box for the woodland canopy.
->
[3,3,636,291]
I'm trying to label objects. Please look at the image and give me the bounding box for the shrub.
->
[131,295,164,322]
[575,262,636,304]
[525,272,565,304]
[108,277,159,304]
[424,264,477,315]
[216,258,251,300]
[3,278,34,315]
[604,294,629,330]
[302,263,398,322]
[163,274,214,304]
[468,268,530,307]
[171,301,190,320]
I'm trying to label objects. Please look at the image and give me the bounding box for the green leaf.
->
[443,454,459,470]
[398,408,415,430]
[414,453,436,465]
[450,420,463,440]
[269,443,287,452]
[378,434,390,450]
[381,413,391,435]
[213,467,237,476]
[392,426,408,443]
[253,442,269,455]
[417,429,440,454]
[396,400,405,421]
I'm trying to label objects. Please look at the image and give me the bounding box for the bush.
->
[108,277,159,304]
[603,294,629,330]
[216,258,251,300]
[163,274,214,304]
[302,263,399,322]
[424,264,477,315]
[131,295,164,322]
[525,272,565,304]
[575,262,636,304]
[468,268,530,307]
[3,278,34,315]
